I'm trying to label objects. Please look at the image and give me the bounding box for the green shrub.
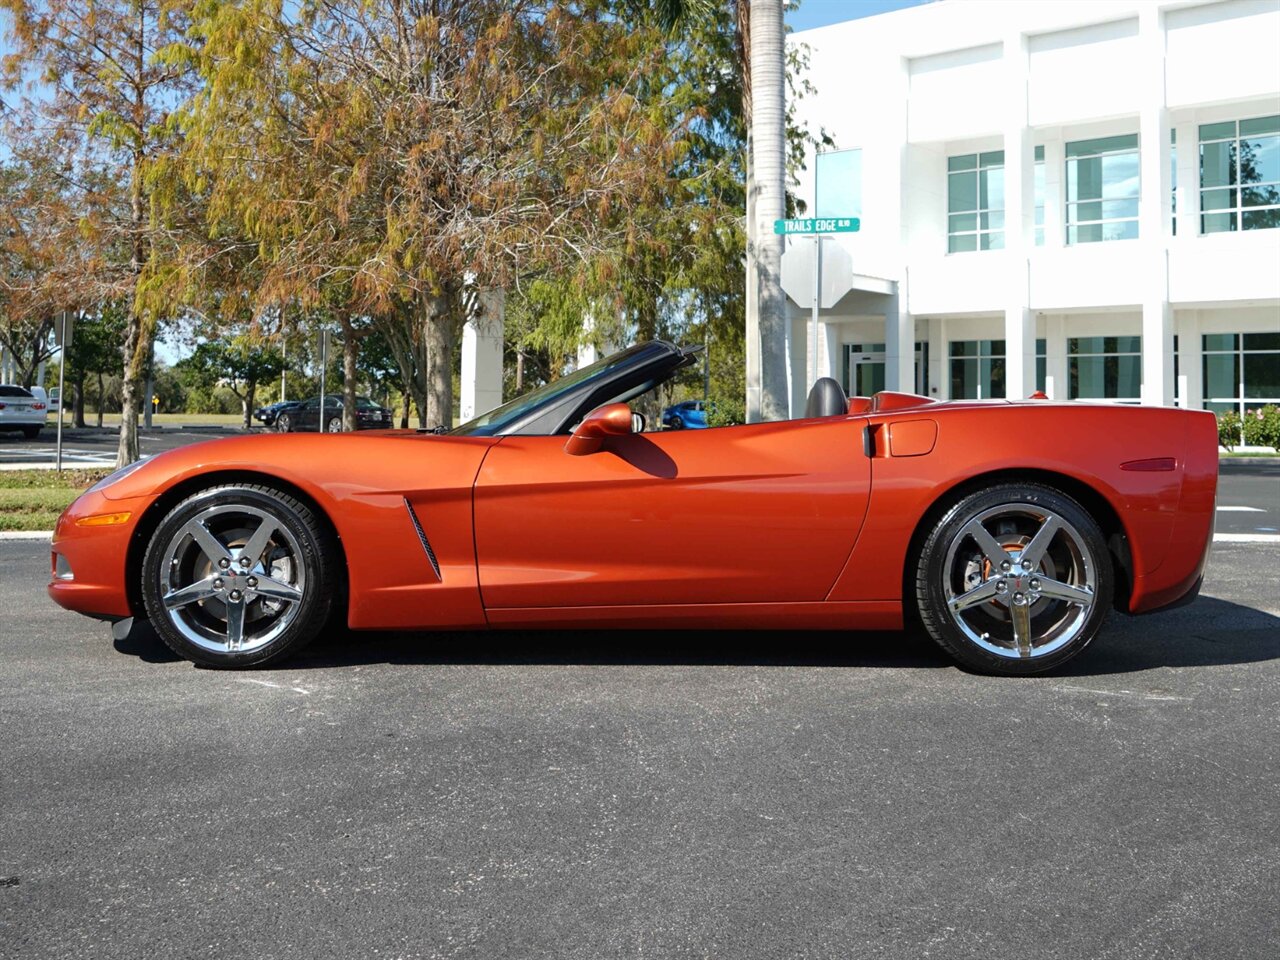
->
[1217,409,1242,452]
[1242,405,1280,451]
[707,396,745,428]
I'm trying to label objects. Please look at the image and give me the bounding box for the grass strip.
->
[0,469,111,531]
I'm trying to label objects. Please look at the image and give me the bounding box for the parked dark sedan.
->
[275,395,394,433]
[253,400,301,428]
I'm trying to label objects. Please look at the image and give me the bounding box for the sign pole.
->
[811,236,822,389]
[55,312,67,474]
[318,329,328,433]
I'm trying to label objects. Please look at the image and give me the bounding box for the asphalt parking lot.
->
[2,517,1278,957]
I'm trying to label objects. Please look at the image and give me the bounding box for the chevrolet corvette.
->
[48,341,1218,675]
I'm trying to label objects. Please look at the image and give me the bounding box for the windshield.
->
[450,343,655,436]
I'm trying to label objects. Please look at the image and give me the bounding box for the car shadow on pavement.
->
[1058,595,1280,676]
[112,595,1279,675]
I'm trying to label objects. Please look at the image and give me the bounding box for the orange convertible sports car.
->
[49,341,1218,675]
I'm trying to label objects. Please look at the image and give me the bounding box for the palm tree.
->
[656,0,788,422]
[748,0,788,422]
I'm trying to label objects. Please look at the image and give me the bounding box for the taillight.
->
[0,403,6,410]
[32,402,46,410]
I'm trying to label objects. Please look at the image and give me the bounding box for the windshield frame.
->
[450,341,693,437]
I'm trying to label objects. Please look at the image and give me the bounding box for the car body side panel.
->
[1128,409,1219,612]
[474,419,871,608]
[485,600,901,630]
[826,402,1216,614]
[62,432,498,630]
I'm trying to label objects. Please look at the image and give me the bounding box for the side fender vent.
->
[403,498,442,581]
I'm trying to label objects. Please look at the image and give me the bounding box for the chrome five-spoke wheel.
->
[141,485,337,667]
[916,483,1113,674]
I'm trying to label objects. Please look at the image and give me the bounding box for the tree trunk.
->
[749,0,789,423]
[73,373,86,428]
[117,136,150,466]
[96,371,104,428]
[424,293,453,429]
[400,391,411,429]
[338,314,359,432]
[738,0,763,423]
[243,379,257,430]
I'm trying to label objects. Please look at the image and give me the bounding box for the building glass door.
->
[843,343,927,397]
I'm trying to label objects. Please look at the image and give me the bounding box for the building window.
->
[950,338,1047,399]
[1069,336,1142,401]
[1199,115,1280,234]
[948,151,1004,252]
[1034,145,1045,246]
[1202,333,1280,419]
[815,149,862,220]
[1065,134,1140,244]
[950,340,1004,398]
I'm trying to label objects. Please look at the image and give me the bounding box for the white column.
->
[926,317,943,399]
[1003,30,1036,400]
[576,311,620,369]
[1178,309,1203,409]
[1174,119,1198,243]
[937,316,950,399]
[1139,4,1174,407]
[460,287,504,422]
[1042,137,1065,250]
[789,312,806,412]
[885,281,913,392]
[822,320,840,382]
[1045,314,1068,400]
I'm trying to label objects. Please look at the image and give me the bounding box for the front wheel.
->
[276,413,291,433]
[22,426,40,439]
[915,483,1112,675]
[326,415,343,434]
[141,484,338,667]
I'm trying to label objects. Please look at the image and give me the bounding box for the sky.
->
[787,0,936,32]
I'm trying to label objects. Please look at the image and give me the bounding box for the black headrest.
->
[805,377,848,418]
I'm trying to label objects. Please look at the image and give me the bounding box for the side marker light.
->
[75,512,133,527]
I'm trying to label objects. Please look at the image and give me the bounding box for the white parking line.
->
[1216,505,1266,513]
[1213,533,1280,544]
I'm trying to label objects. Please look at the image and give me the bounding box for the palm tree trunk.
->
[749,0,789,422]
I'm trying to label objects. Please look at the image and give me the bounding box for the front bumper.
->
[47,489,150,620]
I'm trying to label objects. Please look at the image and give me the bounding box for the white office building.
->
[783,0,1280,419]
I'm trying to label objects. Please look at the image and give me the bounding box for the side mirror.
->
[565,402,634,456]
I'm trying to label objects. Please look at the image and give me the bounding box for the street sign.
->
[774,217,861,235]
[53,311,74,350]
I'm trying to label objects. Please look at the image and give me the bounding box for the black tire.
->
[276,413,291,433]
[21,426,40,439]
[671,416,684,430]
[140,484,338,668]
[915,482,1112,675]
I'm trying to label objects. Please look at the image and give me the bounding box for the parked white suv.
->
[0,384,48,439]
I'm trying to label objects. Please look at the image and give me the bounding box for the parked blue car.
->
[661,400,708,430]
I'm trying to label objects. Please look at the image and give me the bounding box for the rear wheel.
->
[21,426,40,439]
[671,416,684,430]
[915,483,1112,675]
[276,413,291,433]
[141,485,337,667]
[326,415,343,434]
